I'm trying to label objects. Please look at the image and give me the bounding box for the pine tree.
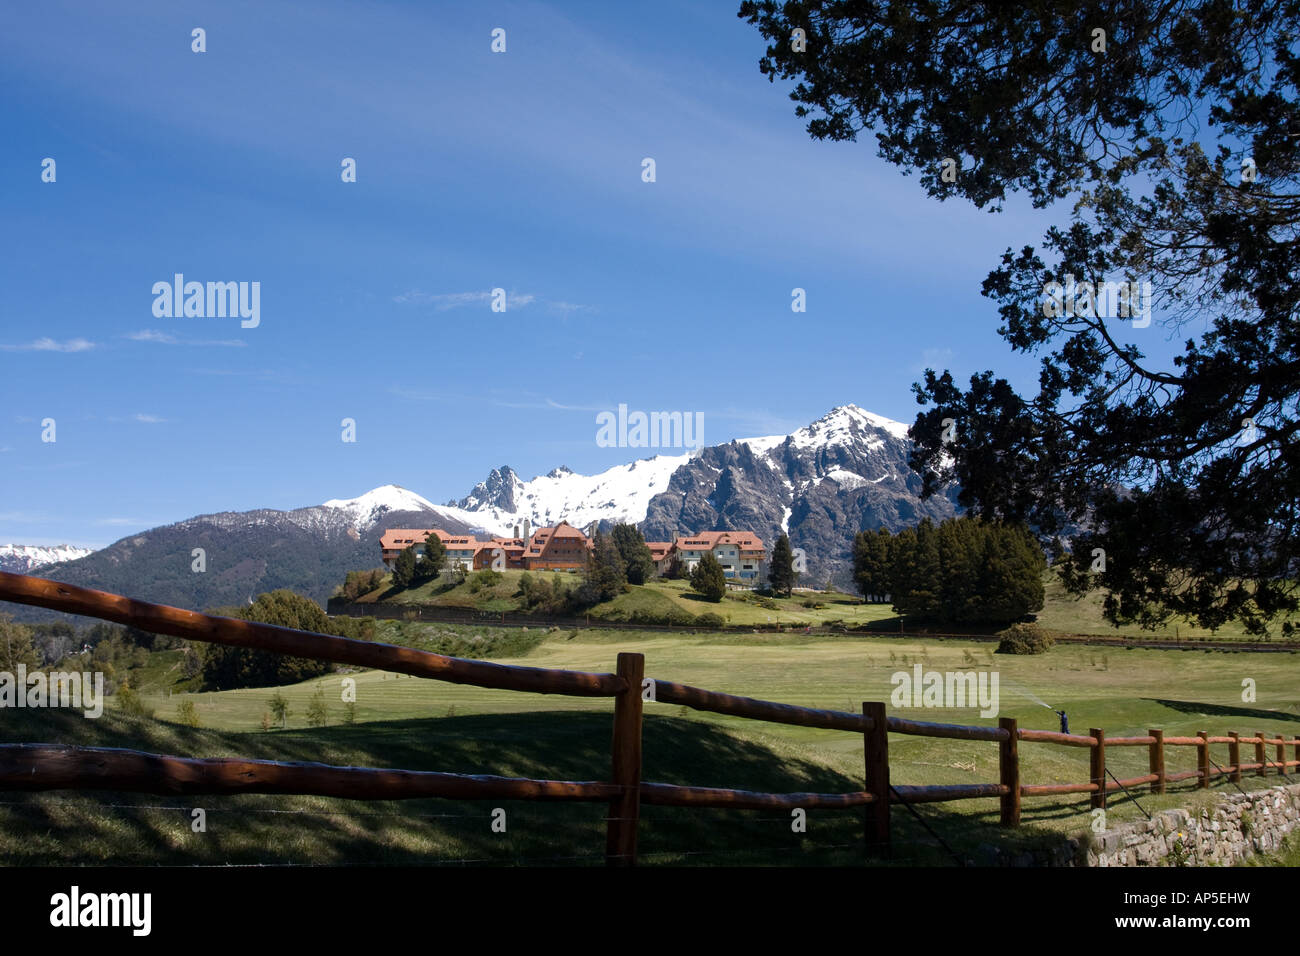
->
[768,533,796,596]
[610,524,656,585]
[852,527,893,603]
[392,545,417,590]
[420,531,446,582]
[891,521,942,619]
[690,552,727,602]
[936,518,980,622]
[582,530,627,604]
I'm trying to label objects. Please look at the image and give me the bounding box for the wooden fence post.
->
[606,652,644,867]
[999,717,1020,826]
[1277,735,1287,777]
[1090,728,1106,809]
[1294,736,1299,776]
[1197,731,1210,788]
[1149,729,1165,794]
[1228,732,1242,783]
[1256,731,1268,778]
[863,701,890,855]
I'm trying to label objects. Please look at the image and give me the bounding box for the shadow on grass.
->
[0,707,1083,867]
[1144,699,1300,725]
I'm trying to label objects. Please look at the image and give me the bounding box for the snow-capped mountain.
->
[445,405,960,584]
[0,544,96,574]
[12,404,958,620]
[446,455,691,536]
[320,485,442,529]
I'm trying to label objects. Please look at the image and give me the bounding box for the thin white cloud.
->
[133,413,168,424]
[127,329,245,347]
[127,329,179,344]
[0,338,96,352]
[548,301,597,319]
[493,397,608,412]
[915,347,957,374]
[394,290,536,311]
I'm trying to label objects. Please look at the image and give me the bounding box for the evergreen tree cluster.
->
[390,532,447,592]
[201,589,374,691]
[852,517,1046,625]
[577,529,629,606]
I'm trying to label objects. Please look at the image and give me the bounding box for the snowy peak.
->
[320,485,440,529]
[450,466,525,513]
[786,404,910,451]
[0,544,97,573]
[448,453,691,533]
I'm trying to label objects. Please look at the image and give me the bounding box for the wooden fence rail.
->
[1,570,1298,865]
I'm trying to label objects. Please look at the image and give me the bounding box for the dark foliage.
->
[741,0,1300,635]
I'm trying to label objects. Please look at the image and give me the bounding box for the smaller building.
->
[671,531,766,581]
[646,541,674,573]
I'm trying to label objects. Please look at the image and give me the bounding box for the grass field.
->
[352,568,1297,641]
[4,624,1297,865]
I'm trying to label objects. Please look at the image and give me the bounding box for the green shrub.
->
[175,697,201,727]
[467,569,504,593]
[306,686,328,727]
[115,681,154,719]
[694,612,726,629]
[268,690,290,729]
[995,623,1055,655]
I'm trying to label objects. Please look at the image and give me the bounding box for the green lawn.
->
[5,625,1297,865]
[1034,577,1297,642]
[354,568,1297,641]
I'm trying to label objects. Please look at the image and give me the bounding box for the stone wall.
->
[975,782,1300,866]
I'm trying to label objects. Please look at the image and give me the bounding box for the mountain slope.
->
[9,487,474,621]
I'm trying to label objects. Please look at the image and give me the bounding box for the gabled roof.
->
[380,528,446,549]
[673,531,765,551]
[646,542,673,559]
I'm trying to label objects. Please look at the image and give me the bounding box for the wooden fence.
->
[1,570,1297,865]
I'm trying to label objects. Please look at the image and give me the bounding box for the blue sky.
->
[2,0,1164,547]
